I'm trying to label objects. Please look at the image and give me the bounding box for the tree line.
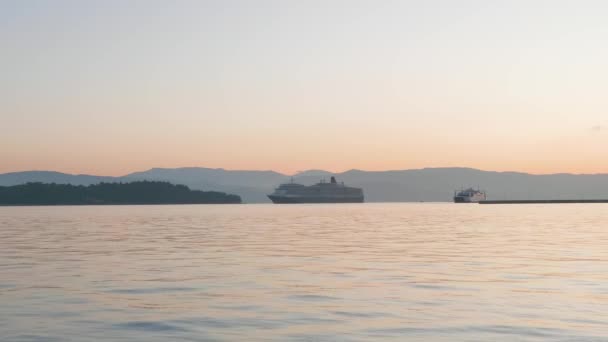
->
[0,181,242,205]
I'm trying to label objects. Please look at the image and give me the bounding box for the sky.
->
[2,0,608,176]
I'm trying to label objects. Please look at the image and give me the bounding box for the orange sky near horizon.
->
[3,140,608,176]
[2,1,608,176]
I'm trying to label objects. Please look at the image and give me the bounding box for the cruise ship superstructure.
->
[268,177,364,203]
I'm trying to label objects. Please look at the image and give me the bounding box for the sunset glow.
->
[3,1,608,176]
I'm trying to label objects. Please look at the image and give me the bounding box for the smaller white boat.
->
[453,188,486,203]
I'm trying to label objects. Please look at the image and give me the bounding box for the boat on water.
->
[453,188,486,203]
[268,176,364,203]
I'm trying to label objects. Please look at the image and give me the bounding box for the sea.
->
[1,203,608,341]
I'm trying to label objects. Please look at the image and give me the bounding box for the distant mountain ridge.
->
[0,171,118,185]
[2,167,608,203]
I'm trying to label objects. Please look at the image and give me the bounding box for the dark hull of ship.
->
[454,196,481,203]
[268,195,364,204]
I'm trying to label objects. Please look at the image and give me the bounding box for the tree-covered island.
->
[0,181,241,205]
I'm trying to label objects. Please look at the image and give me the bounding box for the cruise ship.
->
[453,188,486,203]
[268,177,364,203]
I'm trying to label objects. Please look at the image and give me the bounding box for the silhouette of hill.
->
[0,181,241,205]
[2,167,608,203]
[293,169,334,178]
[0,171,116,186]
[123,167,284,203]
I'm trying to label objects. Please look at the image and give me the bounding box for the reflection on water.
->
[1,203,608,341]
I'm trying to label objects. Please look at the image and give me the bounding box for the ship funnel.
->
[330,176,337,184]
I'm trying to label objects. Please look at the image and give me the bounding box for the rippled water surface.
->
[2,203,608,341]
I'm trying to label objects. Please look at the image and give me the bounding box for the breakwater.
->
[480,199,608,204]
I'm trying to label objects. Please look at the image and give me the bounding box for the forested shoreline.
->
[0,181,242,205]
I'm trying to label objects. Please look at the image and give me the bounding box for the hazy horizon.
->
[4,164,608,178]
[3,0,608,176]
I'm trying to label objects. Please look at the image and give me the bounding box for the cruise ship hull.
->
[268,195,364,204]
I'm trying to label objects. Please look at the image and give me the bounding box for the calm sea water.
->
[1,203,608,341]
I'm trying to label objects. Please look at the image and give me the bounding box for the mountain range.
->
[2,167,608,203]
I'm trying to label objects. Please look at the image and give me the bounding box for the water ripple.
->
[2,203,608,340]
